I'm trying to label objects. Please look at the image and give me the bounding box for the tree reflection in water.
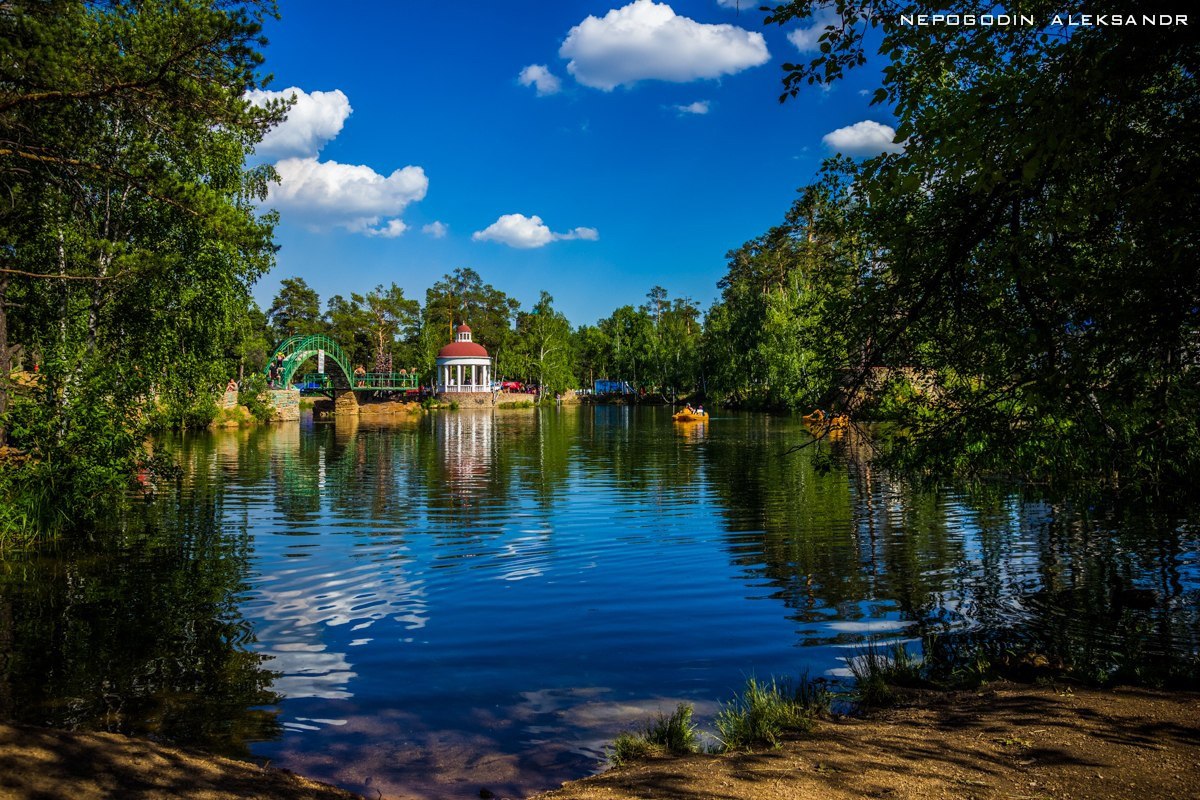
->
[0,478,281,757]
[0,407,1195,797]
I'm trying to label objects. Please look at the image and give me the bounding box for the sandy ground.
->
[0,683,1196,799]
[0,724,359,800]
[532,683,1200,800]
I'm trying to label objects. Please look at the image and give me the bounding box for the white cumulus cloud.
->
[267,157,428,236]
[787,6,841,53]
[518,64,562,96]
[246,87,352,160]
[559,0,769,91]
[422,221,448,238]
[472,214,599,249]
[365,219,408,239]
[674,100,710,115]
[822,120,905,156]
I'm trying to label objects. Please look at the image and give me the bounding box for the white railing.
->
[436,383,496,393]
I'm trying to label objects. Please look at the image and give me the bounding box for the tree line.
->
[245,269,707,401]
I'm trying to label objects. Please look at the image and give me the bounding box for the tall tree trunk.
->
[0,276,9,448]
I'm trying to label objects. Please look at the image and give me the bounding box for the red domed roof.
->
[456,323,472,333]
[437,341,489,358]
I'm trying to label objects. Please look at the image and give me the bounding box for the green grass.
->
[608,703,699,766]
[714,675,830,751]
[848,641,928,707]
[496,400,534,409]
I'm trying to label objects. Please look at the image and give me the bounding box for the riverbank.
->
[2,683,1195,799]
[534,682,1199,800]
[0,723,361,800]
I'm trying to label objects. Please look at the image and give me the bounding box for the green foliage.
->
[746,1,1200,490]
[1,380,143,535]
[422,268,520,376]
[714,675,827,751]
[703,164,862,411]
[228,301,273,378]
[0,0,281,535]
[609,703,700,766]
[848,641,927,707]
[511,291,576,393]
[268,277,322,340]
[238,373,274,423]
[570,287,701,398]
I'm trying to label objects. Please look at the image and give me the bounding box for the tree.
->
[704,164,863,409]
[513,292,575,393]
[323,293,372,368]
[762,1,1200,487]
[267,277,322,340]
[572,324,612,390]
[352,283,420,373]
[229,300,273,381]
[422,268,518,374]
[598,305,654,389]
[0,1,283,531]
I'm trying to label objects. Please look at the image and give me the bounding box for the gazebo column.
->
[456,364,462,389]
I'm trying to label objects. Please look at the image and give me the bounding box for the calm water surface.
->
[1,407,1197,798]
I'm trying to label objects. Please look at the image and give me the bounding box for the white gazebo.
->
[435,323,492,392]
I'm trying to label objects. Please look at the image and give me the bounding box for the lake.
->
[1,406,1196,798]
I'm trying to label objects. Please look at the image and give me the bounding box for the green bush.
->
[0,388,142,539]
[238,373,274,422]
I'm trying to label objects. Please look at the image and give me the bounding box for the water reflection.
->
[0,489,280,758]
[0,408,1196,797]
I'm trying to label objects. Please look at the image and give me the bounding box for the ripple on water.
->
[4,410,1195,800]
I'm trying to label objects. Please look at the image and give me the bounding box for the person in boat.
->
[696,405,704,416]
[682,404,695,415]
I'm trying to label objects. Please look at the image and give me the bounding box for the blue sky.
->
[252,1,895,326]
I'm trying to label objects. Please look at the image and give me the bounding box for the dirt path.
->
[533,683,1200,800]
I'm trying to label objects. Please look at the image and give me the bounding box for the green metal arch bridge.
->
[265,334,421,394]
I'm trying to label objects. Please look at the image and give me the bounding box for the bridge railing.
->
[352,372,422,390]
[298,371,423,392]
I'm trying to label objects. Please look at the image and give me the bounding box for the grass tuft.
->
[714,674,830,751]
[608,703,699,766]
[848,640,927,707]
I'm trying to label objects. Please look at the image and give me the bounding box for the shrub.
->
[238,373,274,422]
